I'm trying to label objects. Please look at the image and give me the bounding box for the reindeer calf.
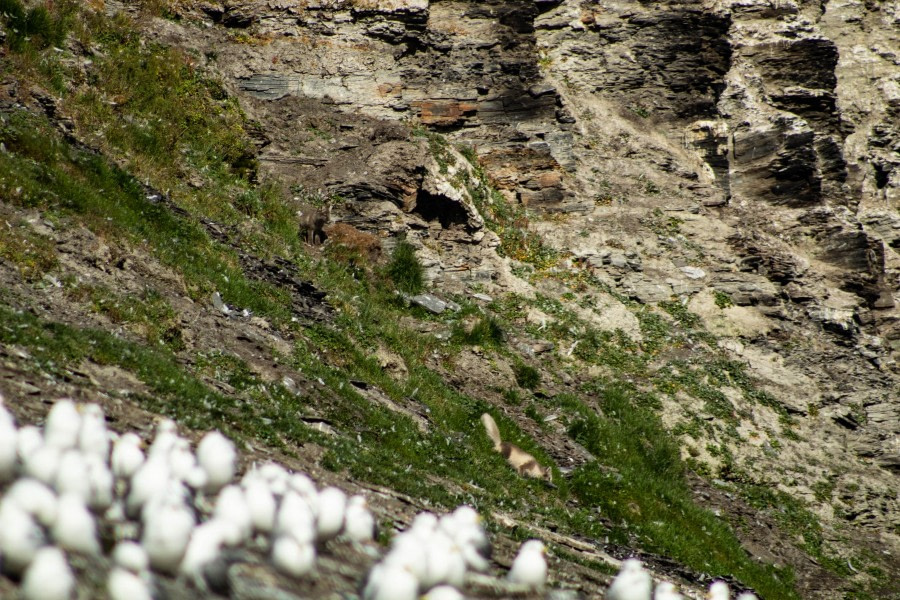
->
[296,203,331,245]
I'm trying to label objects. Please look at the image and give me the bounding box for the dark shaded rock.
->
[742,37,838,112]
[685,120,730,197]
[222,1,257,28]
[350,0,429,27]
[832,409,860,430]
[199,2,225,21]
[587,8,732,120]
[413,190,473,231]
[731,120,823,207]
[728,232,807,284]
[798,209,895,309]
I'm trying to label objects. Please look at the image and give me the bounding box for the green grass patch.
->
[573,327,647,373]
[5,1,301,261]
[0,217,58,281]
[0,108,291,323]
[512,362,541,390]
[560,384,799,599]
[386,240,425,294]
[71,10,256,182]
[0,0,76,52]
[0,302,313,447]
[65,283,185,351]
[659,299,702,330]
[454,315,505,348]
[290,319,564,512]
[714,290,734,309]
[739,483,852,579]
[413,126,455,174]
[636,307,676,355]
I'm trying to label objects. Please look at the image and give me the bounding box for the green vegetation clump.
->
[0,0,75,52]
[573,327,646,373]
[636,308,675,355]
[714,290,734,309]
[386,240,425,294]
[455,315,505,348]
[413,126,454,174]
[458,147,558,271]
[513,362,540,390]
[659,299,702,330]
[562,385,798,599]
[630,105,651,119]
[0,219,58,281]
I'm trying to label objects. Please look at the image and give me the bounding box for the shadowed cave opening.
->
[412,191,470,229]
[874,163,889,190]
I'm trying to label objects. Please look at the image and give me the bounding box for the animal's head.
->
[541,465,556,488]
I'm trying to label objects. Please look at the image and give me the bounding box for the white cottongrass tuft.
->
[272,535,316,578]
[197,431,236,493]
[52,493,101,555]
[21,546,75,600]
[507,539,547,589]
[0,399,382,595]
[607,558,652,600]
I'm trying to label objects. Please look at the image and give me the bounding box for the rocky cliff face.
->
[176,0,899,327]
[142,0,900,592]
[4,0,898,597]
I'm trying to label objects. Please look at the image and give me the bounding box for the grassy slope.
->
[1,2,883,598]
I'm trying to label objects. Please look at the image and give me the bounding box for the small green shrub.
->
[457,315,505,348]
[513,362,541,390]
[0,0,75,52]
[630,105,651,119]
[503,388,521,405]
[660,299,702,329]
[714,290,734,309]
[387,240,425,294]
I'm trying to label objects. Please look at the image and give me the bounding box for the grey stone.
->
[680,266,706,280]
[609,254,628,269]
[808,306,857,335]
[409,293,458,314]
[620,274,673,304]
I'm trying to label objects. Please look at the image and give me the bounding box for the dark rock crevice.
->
[411,190,473,231]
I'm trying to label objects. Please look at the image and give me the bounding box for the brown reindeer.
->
[296,203,331,245]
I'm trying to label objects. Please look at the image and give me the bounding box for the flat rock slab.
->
[408,293,461,314]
